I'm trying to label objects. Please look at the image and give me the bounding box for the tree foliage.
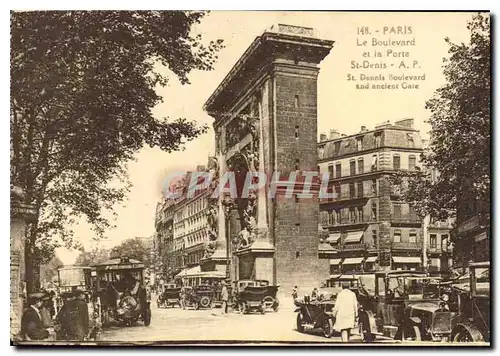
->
[10,11,224,269]
[393,14,490,222]
[110,238,151,264]
[40,255,63,285]
[74,247,110,266]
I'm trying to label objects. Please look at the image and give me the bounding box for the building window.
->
[441,234,448,251]
[371,203,378,220]
[335,209,341,224]
[409,155,416,171]
[334,141,341,155]
[357,181,364,198]
[350,160,356,175]
[349,183,355,198]
[407,133,415,147]
[372,179,377,195]
[350,208,356,223]
[335,163,342,178]
[294,95,299,108]
[357,207,363,222]
[295,158,300,171]
[393,203,402,220]
[295,125,299,139]
[409,231,417,243]
[394,230,402,243]
[296,251,300,258]
[372,230,378,247]
[374,132,381,147]
[328,164,334,178]
[335,183,341,199]
[357,136,363,151]
[372,155,378,171]
[393,155,401,170]
[358,158,364,174]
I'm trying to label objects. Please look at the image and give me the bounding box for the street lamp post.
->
[221,195,234,281]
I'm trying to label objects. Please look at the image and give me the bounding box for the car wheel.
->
[296,312,305,333]
[199,296,211,309]
[400,325,421,341]
[323,318,334,338]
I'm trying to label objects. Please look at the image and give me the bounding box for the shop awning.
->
[319,242,336,252]
[326,233,341,243]
[330,258,342,265]
[392,256,421,264]
[344,231,364,243]
[365,256,378,263]
[329,274,341,279]
[342,257,364,265]
[174,265,201,279]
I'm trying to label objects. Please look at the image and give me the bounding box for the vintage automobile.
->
[369,270,461,342]
[157,283,181,308]
[450,261,490,342]
[55,265,101,340]
[294,288,336,338]
[184,284,214,309]
[234,280,279,314]
[91,257,151,327]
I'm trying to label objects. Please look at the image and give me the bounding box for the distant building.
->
[317,119,451,274]
[154,163,211,284]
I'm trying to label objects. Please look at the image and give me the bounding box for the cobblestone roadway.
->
[100,298,396,345]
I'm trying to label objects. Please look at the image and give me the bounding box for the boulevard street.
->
[100,296,395,344]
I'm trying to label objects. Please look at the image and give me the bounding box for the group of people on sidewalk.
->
[20,288,90,341]
[292,282,360,342]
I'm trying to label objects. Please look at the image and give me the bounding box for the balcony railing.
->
[391,214,421,223]
[391,242,420,250]
[324,166,421,180]
[428,245,453,253]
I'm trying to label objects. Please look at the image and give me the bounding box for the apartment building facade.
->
[318,119,430,274]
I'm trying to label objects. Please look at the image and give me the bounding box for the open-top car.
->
[234,280,279,314]
[157,283,181,308]
[91,257,151,327]
[294,288,336,338]
[184,284,214,309]
[450,261,490,342]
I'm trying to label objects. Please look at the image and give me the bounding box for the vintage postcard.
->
[10,10,491,346]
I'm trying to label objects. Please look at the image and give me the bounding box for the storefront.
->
[392,256,421,271]
[341,257,364,273]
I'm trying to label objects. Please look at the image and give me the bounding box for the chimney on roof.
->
[319,133,328,142]
[395,118,414,128]
[329,129,340,140]
[361,125,367,132]
[196,165,206,172]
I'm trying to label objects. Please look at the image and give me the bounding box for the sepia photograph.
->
[10,9,491,347]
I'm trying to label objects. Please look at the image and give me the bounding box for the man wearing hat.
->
[55,288,89,341]
[220,280,229,314]
[332,281,359,342]
[20,292,50,340]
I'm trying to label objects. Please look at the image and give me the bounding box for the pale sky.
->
[56,11,475,264]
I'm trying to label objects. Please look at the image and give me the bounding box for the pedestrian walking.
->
[221,280,229,314]
[292,286,298,300]
[332,281,359,342]
[311,287,319,301]
[20,292,50,340]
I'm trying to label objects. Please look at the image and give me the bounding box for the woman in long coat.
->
[332,282,359,342]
